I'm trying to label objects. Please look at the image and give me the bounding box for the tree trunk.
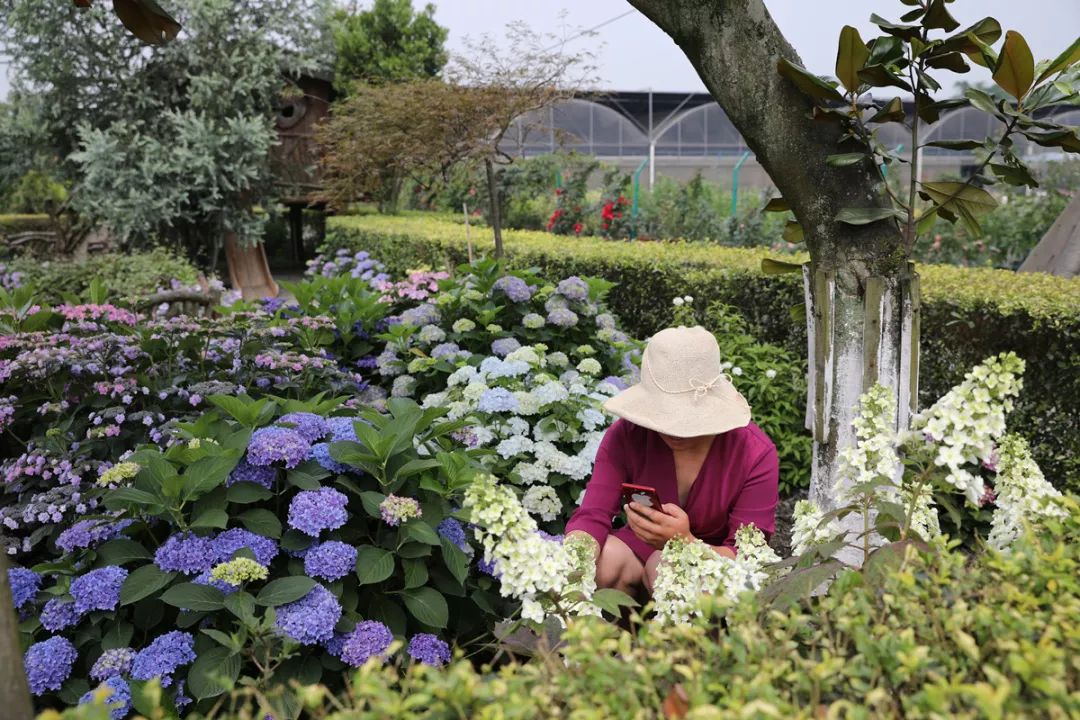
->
[0,553,34,720]
[485,158,504,258]
[627,0,916,516]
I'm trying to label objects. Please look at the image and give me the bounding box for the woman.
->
[565,325,779,597]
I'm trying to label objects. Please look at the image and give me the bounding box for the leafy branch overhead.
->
[769,3,1080,251]
[74,0,181,45]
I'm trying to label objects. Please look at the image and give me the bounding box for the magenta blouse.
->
[565,418,780,563]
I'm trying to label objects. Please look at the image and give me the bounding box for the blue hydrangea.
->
[131,631,195,687]
[477,387,519,413]
[287,487,349,537]
[277,412,330,443]
[310,442,350,474]
[340,620,393,667]
[71,565,127,614]
[303,541,357,582]
[7,567,40,609]
[56,518,133,553]
[90,648,137,681]
[556,276,590,302]
[275,585,341,645]
[486,359,530,379]
[477,556,498,577]
[547,308,579,328]
[324,632,346,658]
[24,636,77,695]
[407,633,451,667]
[79,676,131,720]
[399,303,441,327]
[493,276,534,303]
[174,680,191,711]
[247,426,311,469]
[601,375,629,392]
[213,528,279,566]
[431,342,463,360]
[595,312,616,330]
[436,517,468,551]
[40,599,80,632]
[154,533,216,575]
[491,337,522,357]
[226,458,277,489]
[325,416,362,442]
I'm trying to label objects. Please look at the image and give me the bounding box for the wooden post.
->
[485,158,504,259]
[288,204,305,267]
[0,553,34,720]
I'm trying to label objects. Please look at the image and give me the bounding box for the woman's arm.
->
[563,422,630,554]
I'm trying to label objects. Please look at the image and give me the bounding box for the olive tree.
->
[626,0,1080,526]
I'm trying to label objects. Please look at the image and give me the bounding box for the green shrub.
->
[6,248,199,304]
[321,214,1080,491]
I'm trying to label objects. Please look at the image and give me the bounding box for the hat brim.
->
[602,382,751,438]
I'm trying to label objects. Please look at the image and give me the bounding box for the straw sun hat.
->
[604,326,751,438]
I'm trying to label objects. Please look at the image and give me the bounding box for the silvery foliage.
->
[0,0,333,255]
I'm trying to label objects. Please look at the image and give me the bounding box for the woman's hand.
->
[625,502,693,550]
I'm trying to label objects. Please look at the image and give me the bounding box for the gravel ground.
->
[769,488,808,558]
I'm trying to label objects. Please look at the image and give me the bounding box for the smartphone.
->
[620,483,663,513]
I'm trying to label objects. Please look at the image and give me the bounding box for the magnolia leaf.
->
[939,17,1002,55]
[990,162,1039,188]
[964,87,1000,115]
[1021,128,1080,152]
[857,65,913,92]
[869,13,921,41]
[915,207,940,236]
[835,207,905,225]
[1036,36,1080,84]
[762,197,790,213]
[925,139,983,150]
[925,52,970,73]
[867,36,904,67]
[112,0,182,45]
[782,221,804,244]
[921,182,998,217]
[993,31,1035,100]
[836,25,870,93]
[826,153,868,167]
[922,0,960,32]
[761,258,804,276]
[868,97,905,124]
[777,58,845,103]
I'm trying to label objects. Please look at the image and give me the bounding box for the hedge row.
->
[324,215,1080,491]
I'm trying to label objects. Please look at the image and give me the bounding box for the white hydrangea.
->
[447,365,479,387]
[904,484,942,541]
[523,485,562,522]
[578,432,606,464]
[446,401,470,421]
[391,375,417,398]
[836,384,901,506]
[506,346,542,366]
[496,435,535,459]
[407,357,428,374]
[505,417,531,437]
[907,353,1024,506]
[576,408,607,432]
[765,369,777,379]
[418,324,446,345]
[513,391,541,416]
[421,391,448,409]
[463,381,489,402]
[791,499,844,556]
[532,381,570,407]
[987,434,1066,551]
[471,426,496,447]
[652,525,776,626]
[577,358,602,375]
[546,351,569,368]
[514,462,550,486]
[452,318,476,333]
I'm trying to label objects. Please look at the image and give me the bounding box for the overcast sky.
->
[3,1,1078,98]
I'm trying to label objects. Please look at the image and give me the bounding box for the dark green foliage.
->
[322,215,1080,492]
[331,0,448,92]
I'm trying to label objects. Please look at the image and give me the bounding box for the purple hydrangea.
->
[407,633,451,667]
[56,518,133,553]
[436,517,468,551]
[174,680,191,711]
[310,442,350,474]
[324,632,346,658]
[477,387,519,413]
[226,458,277,489]
[90,648,137,681]
[40,599,80,632]
[491,337,522,357]
[399,303,441,327]
[547,308,579,328]
[7,567,40,609]
[556,276,590,302]
[246,426,311,469]
[79,676,131,720]
[213,528,279,566]
[325,416,362,442]
[275,585,341,645]
[431,342,464,360]
[595,312,617,330]
[493,276,534,303]
[154,533,216,575]
[477,556,498,577]
[24,636,77,695]
[131,631,195,687]
[601,375,629,392]
[303,541,357,582]
[71,565,127,614]
[340,620,393,667]
[277,412,330,443]
[288,487,349,537]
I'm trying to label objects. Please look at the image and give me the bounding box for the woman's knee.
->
[595,536,643,589]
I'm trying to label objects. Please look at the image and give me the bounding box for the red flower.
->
[547,208,563,232]
[617,195,628,205]
[602,222,610,230]
[601,202,615,222]
[555,188,564,196]
[574,222,583,235]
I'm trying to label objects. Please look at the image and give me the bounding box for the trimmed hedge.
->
[324,214,1080,490]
